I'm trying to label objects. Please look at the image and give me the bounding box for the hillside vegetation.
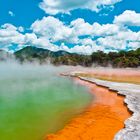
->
[5,46,140,68]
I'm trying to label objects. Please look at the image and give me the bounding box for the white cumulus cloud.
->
[114,10,140,26]
[39,0,122,15]
[0,24,24,44]
[1,10,140,54]
[31,16,78,43]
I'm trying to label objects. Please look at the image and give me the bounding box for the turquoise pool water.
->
[0,64,92,140]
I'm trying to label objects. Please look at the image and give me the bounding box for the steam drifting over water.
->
[0,62,92,140]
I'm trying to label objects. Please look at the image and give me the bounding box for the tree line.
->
[51,48,140,68]
[14,46,140,68]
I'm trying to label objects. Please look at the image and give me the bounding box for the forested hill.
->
[14,46,140,68]
[14,46,70,60]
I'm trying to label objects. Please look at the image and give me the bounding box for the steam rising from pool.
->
[0,62,92,140]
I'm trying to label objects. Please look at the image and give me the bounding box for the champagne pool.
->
[0,63,92,140]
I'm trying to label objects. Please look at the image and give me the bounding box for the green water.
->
[0,64,92,140]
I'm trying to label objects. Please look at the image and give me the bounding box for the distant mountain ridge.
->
[14,46,140,67]
[14,46,92,66]
[15,46,71,56]
[0,46,140,67]
[14,46,72,63]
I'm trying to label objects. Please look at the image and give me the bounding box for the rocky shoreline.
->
[71,73,140,140]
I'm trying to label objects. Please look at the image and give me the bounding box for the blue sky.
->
[0,0,44,27]
[1,0,140,27]
[0,0,140,54]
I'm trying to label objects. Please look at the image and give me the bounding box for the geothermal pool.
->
[0,64,92,140]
